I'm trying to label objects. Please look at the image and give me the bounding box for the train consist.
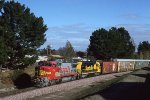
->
[34,59,150,87]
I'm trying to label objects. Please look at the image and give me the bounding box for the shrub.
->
[10,69,24,81]
[10,69,32,89]
[0,70,14,88]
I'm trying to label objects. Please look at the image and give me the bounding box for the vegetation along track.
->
[0,71,134,100]
[0,87,36,98]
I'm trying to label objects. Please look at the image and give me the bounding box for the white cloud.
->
[40,23,150,51]
[121,14,141,19]
[121,14,150,20]
[41,23,95,51]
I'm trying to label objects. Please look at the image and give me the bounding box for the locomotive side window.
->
[38,61,45,66]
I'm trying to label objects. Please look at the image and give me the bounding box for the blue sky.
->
[16,0,150,51]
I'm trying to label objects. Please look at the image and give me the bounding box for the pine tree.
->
[58,41,76,62]
[0,1,47,69]
[88,27,135,60]
[138,41,150,59]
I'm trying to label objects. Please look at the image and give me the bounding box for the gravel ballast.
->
[0,71,131,100]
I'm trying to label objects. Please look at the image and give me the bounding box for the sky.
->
[15,0,150,51]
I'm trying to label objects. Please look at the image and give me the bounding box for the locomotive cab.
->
[34,61,62,87]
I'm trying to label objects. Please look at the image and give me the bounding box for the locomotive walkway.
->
[32,68,150,100]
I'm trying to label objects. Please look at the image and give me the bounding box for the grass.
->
[0,70,14,89]
[0,66,35,90]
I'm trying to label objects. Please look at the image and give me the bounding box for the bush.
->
[9,69,32,89]
[13,73,32,89]
[24,66,35,77]
[0,70,14,89]
[10,69,24,81]
[0,68,34,89]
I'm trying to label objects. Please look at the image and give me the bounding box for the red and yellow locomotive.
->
[34,61,77,87]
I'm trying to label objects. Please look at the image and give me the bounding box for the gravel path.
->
[0,71,131,100]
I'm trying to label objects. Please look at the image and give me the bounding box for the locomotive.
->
[34,61,77,87]
[76,61,101,78]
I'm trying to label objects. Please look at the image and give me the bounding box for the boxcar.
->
[134,60,150,69]
[115,59,150,71]
[101,62,118,74]
[117,61,135,72]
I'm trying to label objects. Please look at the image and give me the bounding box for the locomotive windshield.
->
[81,61,95,69]
[38,61,58,67]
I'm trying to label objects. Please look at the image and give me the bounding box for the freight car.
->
[114,59,150,71]
[100,61,118,74]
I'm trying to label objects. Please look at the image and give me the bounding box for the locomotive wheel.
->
[55,78,62,84]
[44,77,49,87]
[72,76,76,80]
[38,81,45,88]
[76,74,81,80]
[37,77,49,88]
[49,80,56,85]
[58,78,62,83]
[70,76,75,81]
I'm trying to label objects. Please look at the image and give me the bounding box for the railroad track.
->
[0,71,132,100]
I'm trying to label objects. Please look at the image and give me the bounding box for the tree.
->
[0,1,47,69]
[0,0,7,68]
[37,48,47,56]
[46,45,52,55]
[76,51,86,58]
[0,37,8,68]
[88,27,135,60]
[138,41,150,59]
[58,41,76,62]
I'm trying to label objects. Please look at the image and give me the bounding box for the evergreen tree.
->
[58,41,76,62]
[138,41,150,59]
[88,27,135,60]
[76,51,86,58]
[0,1,47,69]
